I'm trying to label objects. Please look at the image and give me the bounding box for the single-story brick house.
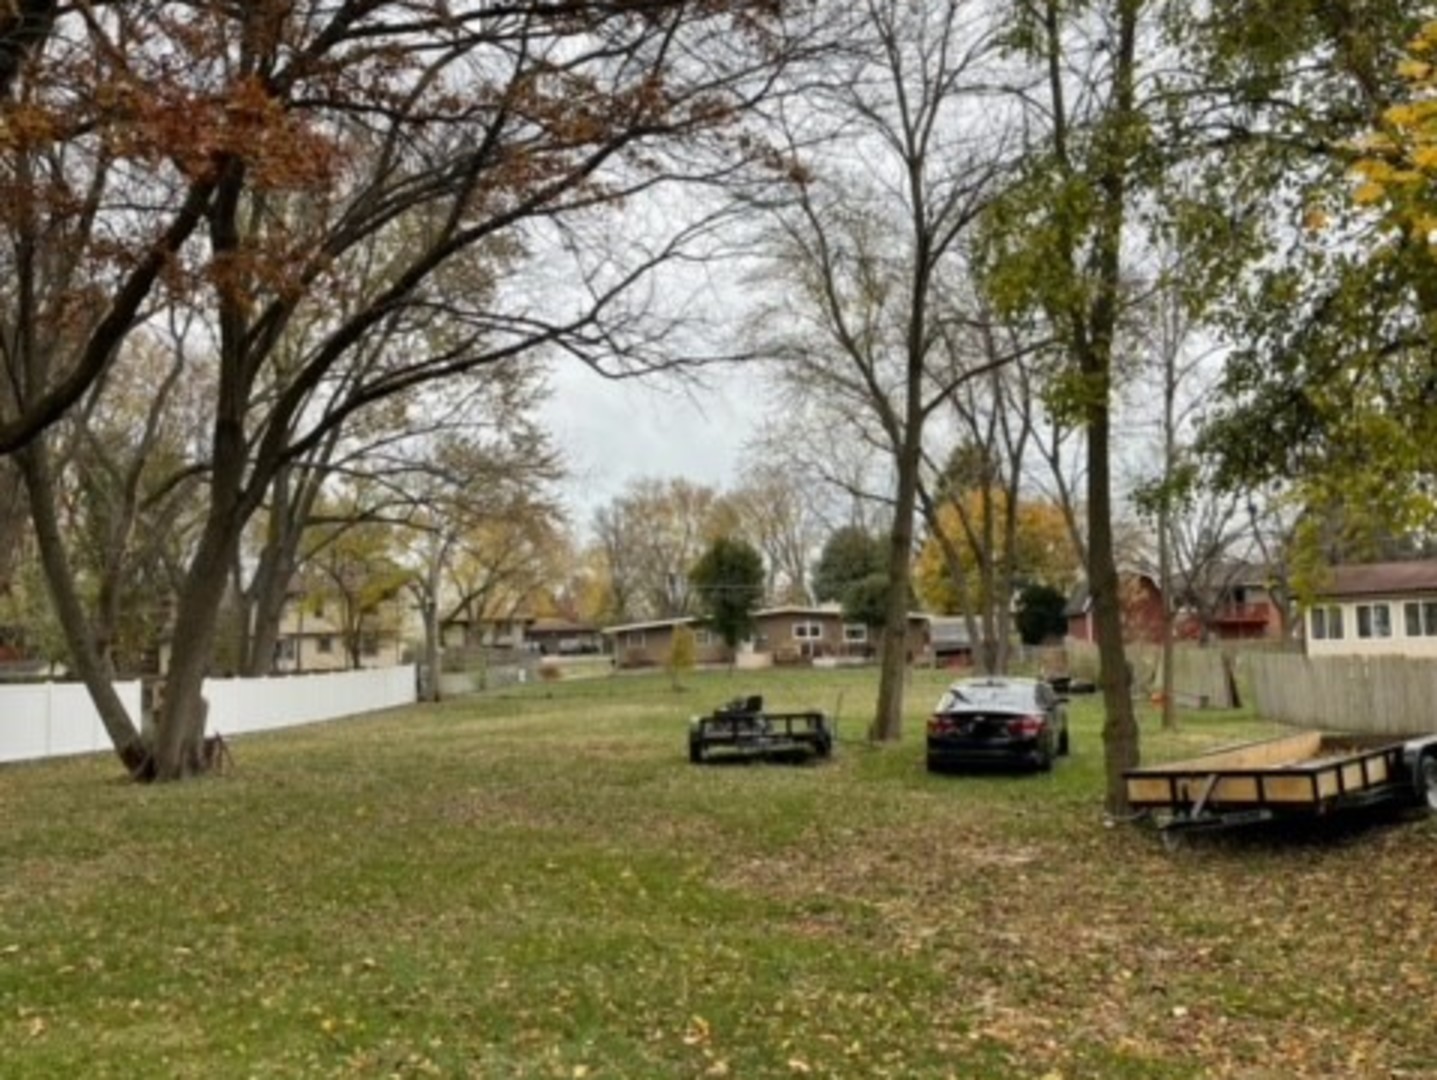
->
[603,617,732,668]
[749,604,931,665]
[603,605,933,668]
[526,617,603,655]
[1306,560,1437,659]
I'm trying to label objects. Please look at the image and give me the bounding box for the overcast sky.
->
[541,361,761,534]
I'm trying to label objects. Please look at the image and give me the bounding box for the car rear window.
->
[935,683,1037,713]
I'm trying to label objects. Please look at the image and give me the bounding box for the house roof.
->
[527,617,597,635]
[1317,561,1437,599]
[927,617,975,647]
[754,604,844,618]
[601,616,701,635]
[754,605,931,623]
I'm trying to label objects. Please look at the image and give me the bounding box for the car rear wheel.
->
[1420,753,1437,813]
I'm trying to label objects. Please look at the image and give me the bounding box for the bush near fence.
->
[1248,653,1437,736]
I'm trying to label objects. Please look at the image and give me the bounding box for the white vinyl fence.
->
[0,680,143,764]
[0,665,417,765]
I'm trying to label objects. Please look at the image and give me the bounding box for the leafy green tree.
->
[812,527,887,605]
[689,537,765,654]
[1015,584,1068,647]
[841,573,893,633]
[1187,6,1435,564]
[979,0,1151,812]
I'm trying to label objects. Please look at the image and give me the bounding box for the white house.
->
[1305,561,1437,659]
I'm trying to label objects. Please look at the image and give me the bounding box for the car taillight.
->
[928,714,955,734]
[1007,715,1045,738]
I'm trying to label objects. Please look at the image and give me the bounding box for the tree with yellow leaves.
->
[914,495,1079,616]
[1352,21,1437,255]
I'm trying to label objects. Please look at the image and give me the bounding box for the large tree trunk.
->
[1087,0,1141,815]
[17,441,149,775]
[149,156,251,781]
[422,599,441,702]
[1088,400,1138,812]
[153,512,240,779]
[872,428,922,742]
[243,536,296,676]
[418,546,446,703]
[0,459,25,591]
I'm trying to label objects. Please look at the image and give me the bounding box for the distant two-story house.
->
[1066,564,1288,646]
[1305,560,1437,659]
[1065,573,1165,645]
[272,591,405,673]
[1174,561,1287,642]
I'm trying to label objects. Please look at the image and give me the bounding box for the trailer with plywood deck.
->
[688,695,834,764]
[1124,730,1437,843]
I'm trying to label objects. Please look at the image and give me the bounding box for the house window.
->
[622,631,646,649]
[317,635,334,654]
[1311,606,1344,640]
[843,624,867,644]
[362,634,380,657]
[695,629,714,647]
[1356,603,1391,639]
[793,621,823,641]
[1405,601,1437,637]
[274,638,296,662]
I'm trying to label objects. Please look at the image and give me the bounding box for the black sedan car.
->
[926,677,1069,773]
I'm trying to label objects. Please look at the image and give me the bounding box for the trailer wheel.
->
[1420,754,1437,813]
[689,738,705,765]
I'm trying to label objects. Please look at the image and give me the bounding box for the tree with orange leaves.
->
[1,2,811,780]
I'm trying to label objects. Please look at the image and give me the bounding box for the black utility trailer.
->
[1124,730,1437,844]
[688,695,834,764]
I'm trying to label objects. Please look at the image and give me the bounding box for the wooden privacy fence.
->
[1248,653,1437,735]
[1062,642,1238,709]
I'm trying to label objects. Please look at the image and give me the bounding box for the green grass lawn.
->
[2,668,1434,1079]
